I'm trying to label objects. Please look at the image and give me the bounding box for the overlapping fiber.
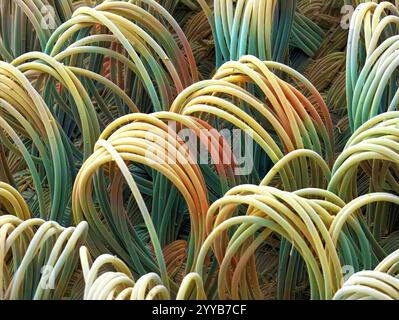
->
[0,0,399,301]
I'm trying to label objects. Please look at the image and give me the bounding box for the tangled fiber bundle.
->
[0,0,399,301]
[334,249,399,300]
